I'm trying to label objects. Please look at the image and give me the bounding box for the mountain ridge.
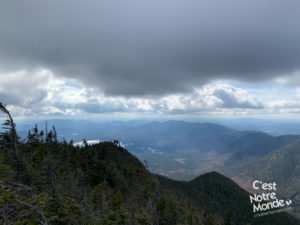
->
[1,128,299,224]
[221,139,300,218]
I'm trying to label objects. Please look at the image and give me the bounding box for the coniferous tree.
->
[0,102,19,159]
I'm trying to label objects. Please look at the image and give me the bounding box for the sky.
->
[0,0,300,119]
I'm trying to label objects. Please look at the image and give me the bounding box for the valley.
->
[14,119,300,219]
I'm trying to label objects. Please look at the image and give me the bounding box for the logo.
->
[249,180,292,217]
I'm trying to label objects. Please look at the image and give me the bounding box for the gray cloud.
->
[213,89,263,109]
[70,84,265,115]
[0,71,49,108]
[1,0,300,96]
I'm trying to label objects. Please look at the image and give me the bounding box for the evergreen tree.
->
[0,102,18,159]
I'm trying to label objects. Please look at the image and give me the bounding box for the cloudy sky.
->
[0,0,300,119]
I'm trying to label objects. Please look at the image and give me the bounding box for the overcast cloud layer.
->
[0,1,300,118]
[1,0,300,97]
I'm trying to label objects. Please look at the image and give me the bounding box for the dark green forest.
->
[0,103,299,225]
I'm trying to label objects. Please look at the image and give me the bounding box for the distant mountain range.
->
[15,119,300,218]
[227,131,300,158]
[15,118,300,142]
[108,120,237,153]
[16,119,299,152]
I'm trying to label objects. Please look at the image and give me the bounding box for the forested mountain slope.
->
[222,139,300,219]
[0,125,299,224]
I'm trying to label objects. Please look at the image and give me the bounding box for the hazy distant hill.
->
[16,118,300,140]
[98,120,300,155]
[214,118,300,135]
[227,131,300,158]
[16,119,150,142]
[222,139,300,218]
[111,120,236,153]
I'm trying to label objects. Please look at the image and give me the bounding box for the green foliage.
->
[135,213,152,225]
[157,192,183,225]
[0,186,15,204]
[34,191,51,206]
[109,190,123,210]
[101,207,129,225]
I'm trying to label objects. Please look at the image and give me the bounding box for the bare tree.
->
[144,160,149,170]
[0,102,18,160]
